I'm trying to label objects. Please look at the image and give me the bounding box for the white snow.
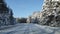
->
[0,23,60,34]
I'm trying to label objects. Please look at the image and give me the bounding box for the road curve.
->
[0,23,60,34]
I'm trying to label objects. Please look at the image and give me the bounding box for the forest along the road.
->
[0,23,60,34]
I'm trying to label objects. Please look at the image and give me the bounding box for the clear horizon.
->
[5,0,43,18]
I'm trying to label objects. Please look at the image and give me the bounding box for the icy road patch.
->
[0,23,60,34]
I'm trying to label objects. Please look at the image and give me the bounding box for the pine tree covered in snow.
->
[27,0,60,27]
[0,0,15,26]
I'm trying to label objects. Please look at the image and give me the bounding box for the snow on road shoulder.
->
[34,24,60,34]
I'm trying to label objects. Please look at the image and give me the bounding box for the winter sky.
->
[5,0,43,18]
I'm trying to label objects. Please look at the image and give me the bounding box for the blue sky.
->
[5,0,44,18]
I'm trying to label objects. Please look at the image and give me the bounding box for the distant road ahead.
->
[0,23,60,34]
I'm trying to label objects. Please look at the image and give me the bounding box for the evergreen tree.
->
[9,9,14,25]
[0,0,8,13]
[0,0,15,25]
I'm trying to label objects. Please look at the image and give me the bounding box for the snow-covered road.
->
[0,23,60,34]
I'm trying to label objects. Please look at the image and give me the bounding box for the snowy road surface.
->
[0,23,60,34]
